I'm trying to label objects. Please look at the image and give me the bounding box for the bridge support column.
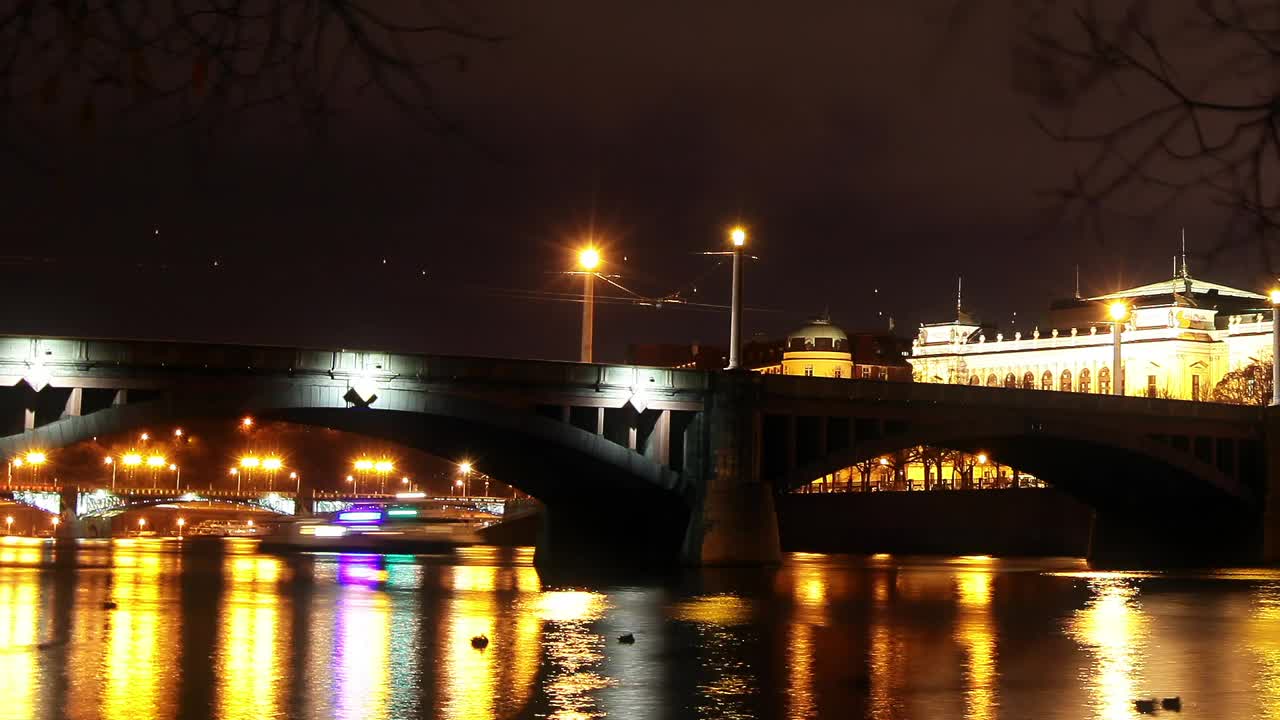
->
[681,371,781,567]
[1262,407,1280,562]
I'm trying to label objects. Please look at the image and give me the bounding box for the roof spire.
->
[1074,265,1081,299]
[1180,228,1189,279]
[956,276,963,318]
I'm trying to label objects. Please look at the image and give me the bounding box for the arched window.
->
[1041,371,1053,390]
[969,375,980,386]
[1078,367,1091,393]
[1022,371,1035,389]
[986,373,998,387]
[1060,369,1072,392]
[1099,367,1111,394]
[1004,372,1016,388]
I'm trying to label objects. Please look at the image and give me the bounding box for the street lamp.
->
[289,471,299,494]
[578,246,600,363]
[176,517,185,538]
[727,226,747,369]
[51,516,59,535]
[4,516,11,535]
[147,455,166,486]
[346,474,357,494]
[104,456,117,489]
[169,463,180,489]
[241,416,254,429]
[24,451,46,484]
[1271,288,1280,406]
[375,460,394,493]
[138,518,146,532]
[263,457,282,490]
[240,456,260,488]
[1108,302,1129,396]
[6,457,20,486]
[230,467,241,493]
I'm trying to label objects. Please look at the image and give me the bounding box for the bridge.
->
[0,334,1275,567]
[0,482,511,536]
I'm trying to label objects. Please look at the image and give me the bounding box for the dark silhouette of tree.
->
[0,1,500,162]
[1012,1,1280,267]
[1211,357,1273,405]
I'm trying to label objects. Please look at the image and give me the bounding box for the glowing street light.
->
[240,456,260,469]
[24,451,47,484]
[374,460,393,473]
[241,416,254,429]
[578,246,600,363]
[139,432,150,442]
[4,516,11,534]
[726,225,748,369]
[230,467,241,492]
[1271,288,1280,406]
[147,455,166,467]
[174,428,183,437]
[354,459,374,471]
[346,474,357,494]
[289,471,300,494]
[458,461,473,497]
[1108,302,1129,396]
[177,517,186,537]
[103,455,118,490]
[976,453,988,464]
[138,518,147,530]
[122,453,142,466]
[169,463,180,489]
[263,458,282,471]
[51,516,59,534]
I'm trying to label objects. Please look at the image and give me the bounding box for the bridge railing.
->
[0,335,710,394]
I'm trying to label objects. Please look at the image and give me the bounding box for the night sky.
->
[3,3,1269,362]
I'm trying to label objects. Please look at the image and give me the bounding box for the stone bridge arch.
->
[0,382,694,565]
[767,412,1263,567]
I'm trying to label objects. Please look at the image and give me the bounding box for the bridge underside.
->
[769,416,1265,567]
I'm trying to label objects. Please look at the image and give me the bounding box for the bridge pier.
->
[1262,407,1280,563]
[680,371,781,567]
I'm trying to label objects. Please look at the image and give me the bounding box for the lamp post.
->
[578,247,600,363]
[170,463,180,490]
[347,474,357,494]
[1108,302,1129,396]
[240,456,260,489]
[176,517,185,538]
[5,516,12,535]
[289,471,299,495]
[25,452,46,485]
[123,453,142,486]
[458,461,473,497]
[1271,289,1280,406]
[263,457,282,491]
[7,458,19,487]
[375,460,394,493]
[104,456,117,489]
[727,226,746,369]
[230,467,241,493]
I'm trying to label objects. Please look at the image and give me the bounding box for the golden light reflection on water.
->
[216,555,289,720]
[672,594,756,720]
[0,570,38,720]
[535,590,610,720]
[442,565,499,720]
[103,541,179,720]
[786,560,829,719]
[1247,585,1280,718]
[954,571,996,720]
[1066,577,1149,720]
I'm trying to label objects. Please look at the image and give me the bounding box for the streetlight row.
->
[576,225,748,366]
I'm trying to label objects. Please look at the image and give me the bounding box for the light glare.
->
[578,247,600,270]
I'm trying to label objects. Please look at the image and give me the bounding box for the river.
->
[0,537,1276,719]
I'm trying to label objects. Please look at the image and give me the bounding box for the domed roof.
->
[787,317,848,343]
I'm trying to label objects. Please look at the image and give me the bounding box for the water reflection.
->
[954,570,996,720]
[0,562,38,720]
[673,594,756,720]
[1066,576,1149,720]
[217,555,288,720]
[6,542,1280,719]
[104,541,179,720]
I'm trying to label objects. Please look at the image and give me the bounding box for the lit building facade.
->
[909,267,1273,401]
[748,317,912,381]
